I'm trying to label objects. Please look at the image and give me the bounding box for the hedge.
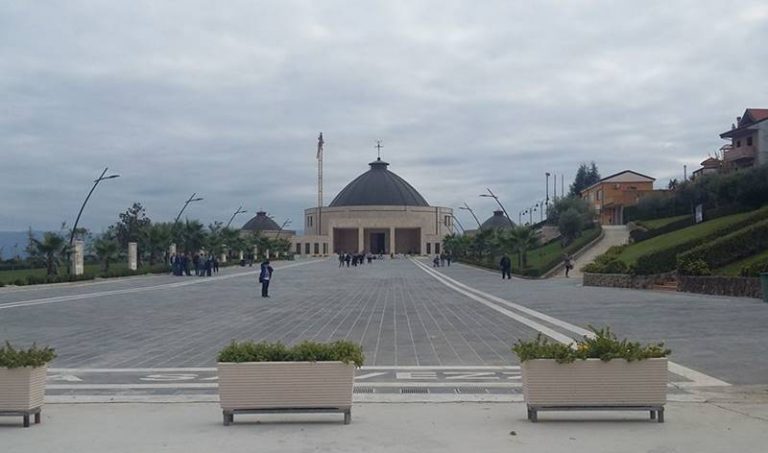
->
[218,340,364,367]
[678,219,768,275]
[630,216,694,242]
[631,207,768,275]
[740,257,768,277]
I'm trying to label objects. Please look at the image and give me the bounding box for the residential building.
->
[580,170,656,225]
[719,108,768,169]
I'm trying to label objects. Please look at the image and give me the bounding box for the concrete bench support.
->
[527,405,664,423]
[222,407,352,426]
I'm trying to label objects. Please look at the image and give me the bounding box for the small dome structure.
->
[480,210,514,230]
[329,158,429,207]
[241,211,281,232]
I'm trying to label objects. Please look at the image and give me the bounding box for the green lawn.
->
[0,263,129,284]
[512,227,601,273]
[636,215,689,230]
[716,249,768,276]
[617,209,766,265]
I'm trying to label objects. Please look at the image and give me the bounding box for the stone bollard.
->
[128,242,138,271]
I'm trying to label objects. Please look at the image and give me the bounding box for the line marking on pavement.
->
[411,259,577,345]
[411,259,730,388]
[0,260,324,311]
[44,393,708,404]
[48,365,522,373]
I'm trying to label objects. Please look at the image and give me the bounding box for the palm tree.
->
[145,222,173,265]
[509,226,540,269]
[27,232,67,276]
[93,237,119,272]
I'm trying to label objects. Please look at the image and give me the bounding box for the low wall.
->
[583,272,674,289]
[678,276,763,299]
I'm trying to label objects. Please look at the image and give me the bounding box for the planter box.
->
[0,365,47,427]
[521,358,667,422]
[218,361,355,425]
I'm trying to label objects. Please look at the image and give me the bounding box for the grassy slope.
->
[636,215,689,230]
[511,227,601,273]
[617,209,762,265]
[716,249,768,276]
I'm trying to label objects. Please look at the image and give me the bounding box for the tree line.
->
[22,203,288,276]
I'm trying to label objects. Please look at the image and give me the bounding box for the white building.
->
[292,158,453,256]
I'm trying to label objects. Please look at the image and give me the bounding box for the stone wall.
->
[583,272,674,289]
[678,276,763,299]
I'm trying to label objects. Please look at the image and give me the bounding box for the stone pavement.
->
[1,401,766,453]
[2,256,767,400]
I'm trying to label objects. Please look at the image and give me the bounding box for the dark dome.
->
[329,158,429,207]
[241,211,281,231]
[481,210,514,230]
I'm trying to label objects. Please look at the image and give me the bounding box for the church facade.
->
[291,158,453,256]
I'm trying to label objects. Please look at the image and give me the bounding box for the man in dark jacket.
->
[259,259,274,297]
[500,255,512,280]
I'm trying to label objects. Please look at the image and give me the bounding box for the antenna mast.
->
[317,132,324,235]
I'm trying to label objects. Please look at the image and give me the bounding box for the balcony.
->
[724,145,756,163]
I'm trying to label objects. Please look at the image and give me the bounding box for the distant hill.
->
[0,231,43,259]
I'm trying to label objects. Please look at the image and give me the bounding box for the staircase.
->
[652,277,679,292]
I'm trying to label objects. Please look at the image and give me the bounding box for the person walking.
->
[564,255,574,278]
[500,255,512,280]
[259,258,274,298]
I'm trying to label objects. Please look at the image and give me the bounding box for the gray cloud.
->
[1,0,766,231]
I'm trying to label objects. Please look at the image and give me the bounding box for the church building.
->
[291,157,453,256]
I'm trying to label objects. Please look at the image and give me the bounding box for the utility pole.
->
[317,133,324,235]
[545,172,550,212]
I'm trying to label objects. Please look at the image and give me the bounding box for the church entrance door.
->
[370,232,386,254]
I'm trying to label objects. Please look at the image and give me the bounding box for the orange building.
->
[580,170,656,225]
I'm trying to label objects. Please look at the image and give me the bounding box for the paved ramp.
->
[555,225,629,278]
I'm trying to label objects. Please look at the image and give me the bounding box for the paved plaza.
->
[2,258,768,451]
[1,257,767,400]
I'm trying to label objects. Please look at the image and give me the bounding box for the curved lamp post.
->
[479,188,513,224]
[449,214,466,235]
[459,203,482,228]
[274,219,292,240]
[226,206,247,228]
[69,167,120,254]
[175,193,204,223]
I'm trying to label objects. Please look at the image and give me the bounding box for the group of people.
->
[338,251,381,267]
[431,252,452,267]
[169,253,220,277]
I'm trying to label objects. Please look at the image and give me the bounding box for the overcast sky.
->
[1,1,766,232]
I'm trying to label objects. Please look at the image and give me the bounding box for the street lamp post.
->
[68,167,120,269]
[479,188,512,224]
[226,206,248,228]
[175,193,204,223]
[545,172,550,213]
[459,203,482,228]
[274,219,292,240]
[449,214,466,235]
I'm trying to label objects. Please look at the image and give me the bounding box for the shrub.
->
[582,258,628,274]
[677,219,768,274]
[741,257,768,277]
[218,340,365,367]
[0,342,57,368]
[677,257,711,276]
[512,327,670,364]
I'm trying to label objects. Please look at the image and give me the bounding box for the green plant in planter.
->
[512,327,670,364]
[0,342,57,368]
[218,340,365,367]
